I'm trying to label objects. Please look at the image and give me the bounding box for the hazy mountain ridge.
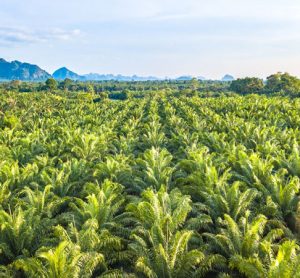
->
[83,73,160,81]
[222,74,235,81]
[0,58,233,81]
[52,67,86,81]
[0,58,51,81]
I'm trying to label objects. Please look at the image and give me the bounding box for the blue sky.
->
[1,0,300,79]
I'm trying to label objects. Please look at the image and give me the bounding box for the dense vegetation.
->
[230,72,300,96]
[0,78,229,98]
[2,72,300,98]
[1,89,300,277]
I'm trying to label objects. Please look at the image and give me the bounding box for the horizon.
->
[1,0,300,79]
[1,57,297,81]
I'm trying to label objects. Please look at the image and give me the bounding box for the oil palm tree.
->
[15,241,105,278]
[128,187,216,277]
[70,180,132,267]
[231,150,300,231]
[175,147,229,201]
[0,207,48,265]
[70,180,126,230]
[204,211,285,276]
[229,240,300,278]
[94,154,132,185]
[134,147,174,192]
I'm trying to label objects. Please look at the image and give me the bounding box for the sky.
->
[0,0,300,79]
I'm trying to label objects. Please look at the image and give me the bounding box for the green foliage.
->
[128,187,209,277]
[266,72,300,95]
[61,78,73,91]
[0,91,299,277]
[16,241,105,278]
[45,78,58,91]
[230,77,264,95]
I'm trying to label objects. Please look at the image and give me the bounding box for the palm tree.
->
[134,147,174,192]
[71,180,126,229]
[18,184,72,219]
[142,120,166,148]
[70,180,132,268]
[175,148,257,231]
[0,161,21,193]
[205,182,258,223]
[37,158,93,198]
[53,221,134,275]
[185,182,258,234]
[204,211,286,276]
[0,206,51,267]
[175,147,229,202]
[128,187,216,277]
[229,240,300,278]
[281,143,300,177]
[231,150,300,231]
[16,241,104,278]
[94,154,132,185]
[69,129,111,162]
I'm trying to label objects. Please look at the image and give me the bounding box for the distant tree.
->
[265,72,300,95]
[61,78,72,91]
[230,77,264,95]
[45,78,58,91]
[86,84,95,95]
[190,78,200,91]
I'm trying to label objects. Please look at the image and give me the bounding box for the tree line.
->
[230,72,300,96]
[1,73,300,98]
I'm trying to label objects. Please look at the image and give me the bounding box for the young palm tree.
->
[94,154,132,185]
[0,207,48,266]
[280,143,300,177]
[142,120,166,148]
[128,187,214,277]
[134,147,174,192]
[71,180,126,229]
[70,180,132,268]
[205,182,258,223]
[69,129,109,162]
[231,150,300,231]
[175,147,229,201]
[15,241,104,278]
[175,148,257,229]
[186,181,258,234]
[229,240,300,278]
[18,184,71,219]
[204,211,285,276]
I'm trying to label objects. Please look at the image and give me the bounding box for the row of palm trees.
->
[0,91,300,277]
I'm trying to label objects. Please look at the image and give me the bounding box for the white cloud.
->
[0,27,81,45]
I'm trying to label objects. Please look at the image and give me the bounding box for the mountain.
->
[222,74,235,81]
[0,57,210,82]
[175,76,207,81]
[84,73,160,81]
[84,73,112,81]
[52,67,86,81]
[52,69,161,81]
[176,76,193,81]
[0,58,51,81]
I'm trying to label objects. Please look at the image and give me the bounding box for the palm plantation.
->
[0,91,300,277]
